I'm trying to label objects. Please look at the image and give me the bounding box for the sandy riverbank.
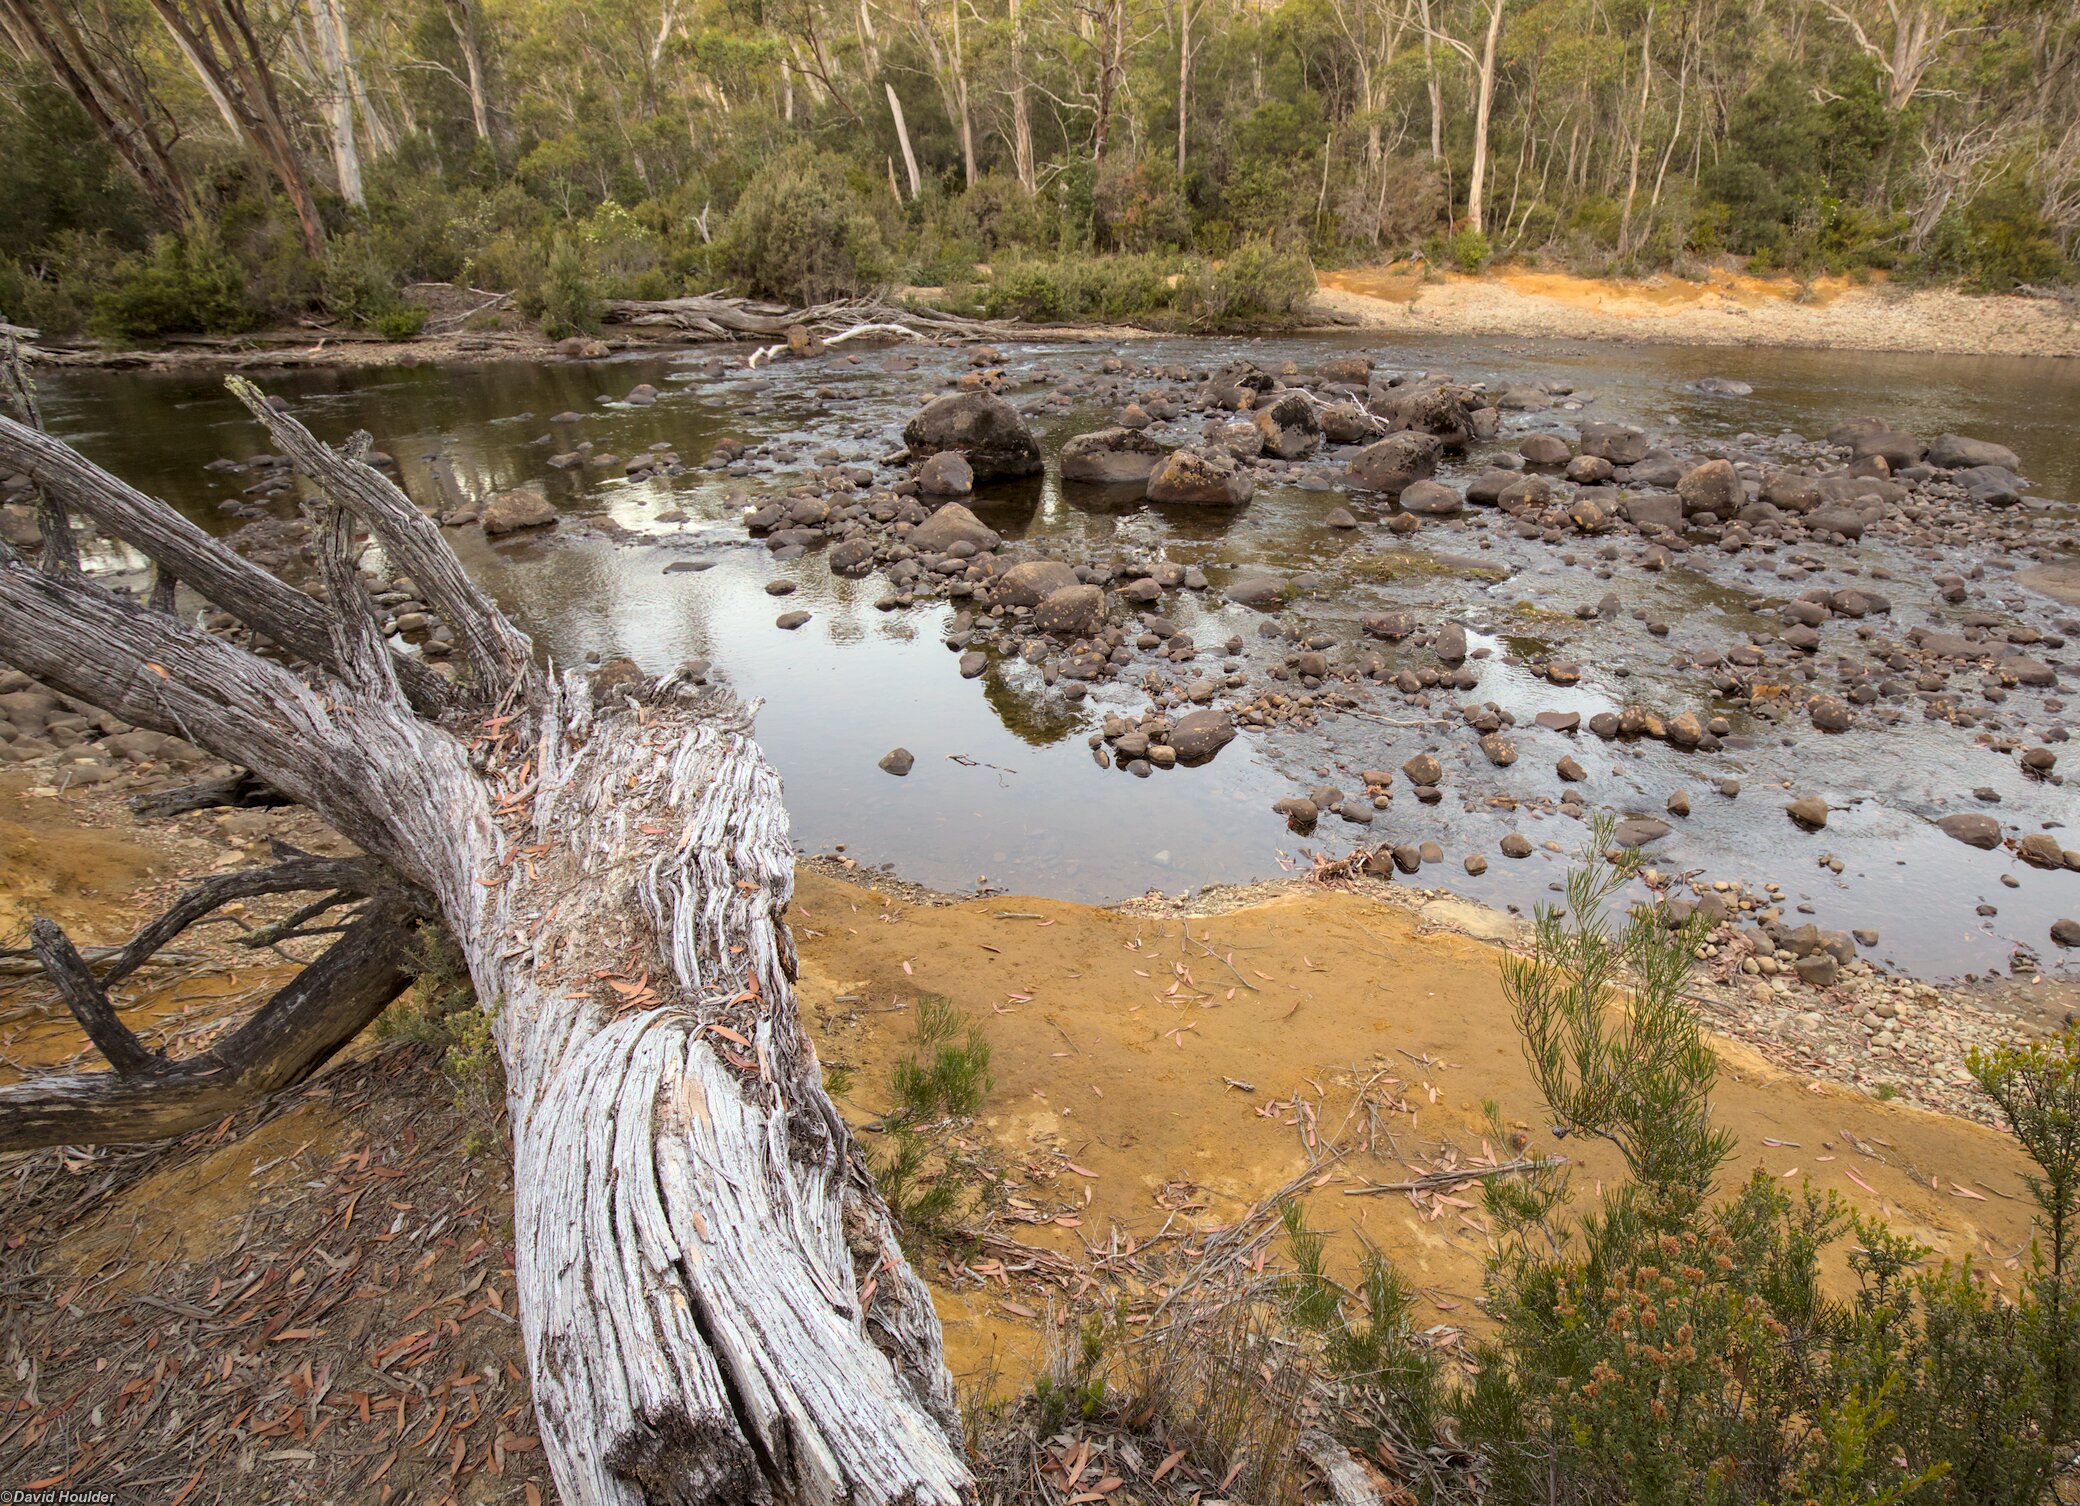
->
[1316,264,2080,357]
[0,769,2046,1472]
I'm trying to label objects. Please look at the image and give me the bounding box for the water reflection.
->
[34,330,2080,978]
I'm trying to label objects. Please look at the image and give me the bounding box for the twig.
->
[1342,1156,1564,1197]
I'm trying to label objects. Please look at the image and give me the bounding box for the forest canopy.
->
[1,0,2075,340]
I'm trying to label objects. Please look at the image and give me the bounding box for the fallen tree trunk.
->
[0,392,969,1504]
[600,291,1022,344]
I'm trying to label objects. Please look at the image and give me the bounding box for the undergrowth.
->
[1275,817,2080,1505]
[376,922,501,1129]
[870,994,997,1252]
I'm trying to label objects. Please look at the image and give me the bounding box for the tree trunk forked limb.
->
[0,388,971,1506]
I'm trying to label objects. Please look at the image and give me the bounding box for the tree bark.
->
[441,0,494,145]
[145,0,327,255]
[1466,0,1505,236]
[0,0,193,223]
[0,388,970,1506]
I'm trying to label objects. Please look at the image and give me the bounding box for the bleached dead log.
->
[601,290,1023,344]
[0,392,970,1504]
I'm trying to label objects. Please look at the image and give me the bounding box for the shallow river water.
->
[37,331,2080,981]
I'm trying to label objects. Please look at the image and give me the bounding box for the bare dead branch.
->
[0,894,425,1151]
[28,917,158,1074]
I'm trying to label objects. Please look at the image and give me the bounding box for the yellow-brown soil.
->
[1317,264,2080,357]
[793,869,2042,1394]
[2,793,2048,1454]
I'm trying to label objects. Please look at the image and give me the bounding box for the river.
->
[34,331,2080,981]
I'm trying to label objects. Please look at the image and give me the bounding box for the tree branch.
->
[0,894,426,1151]
[227,378,536,704]
[28,917,158,1074]
[0,413,454,717]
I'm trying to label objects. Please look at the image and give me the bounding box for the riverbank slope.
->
[1317,265,2080,357]
[1,770,2057,1501]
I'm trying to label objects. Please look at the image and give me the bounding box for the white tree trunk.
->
[0,391,972,1506]
[1466,0,1505,235]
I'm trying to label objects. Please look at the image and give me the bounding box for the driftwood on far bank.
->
[601,290,1035,344]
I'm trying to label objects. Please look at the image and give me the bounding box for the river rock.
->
[1927,433,2021,471]
[1320,404,1375,444]
[1399,479,1463,515]
[1500,832,1532,858]
[482,484,557,535]
[958,649,988,678]
[1252,391,1323,459]
[1520,433,1572,468]
[1808,696,1853,732]
[2017,833,2068,869]
[1060,427,1168,484]
[2052,919,2080,948]
[915,451,975,497]
[1937,812,2002,849]
[902,392,1043,479]
[1579,423,1649,465]
[1146,447,1254,506]
[994,559,1081,607]
[1620,493,1683,531]
[775,610,811,630]
[1403,752,1442,786]
[879,747,915,776]
[1677,459,1742,516]
[1169,708,1236,764]
[1033,584,1104,637]
[910,502,1000,553]
[1347,433,1442,497]
[1226,576,1286,609]
[1787,795,1829,830]
[1614,816,1672,848]
[1851,428,1925,468]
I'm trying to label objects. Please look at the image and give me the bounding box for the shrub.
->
[376,923,500,1109]
[1291,821,2080,1506]
[530,235,601,339]
[716,146,890,305]
[372,305,428,340]
[1185,239,1316,326]
[1445,227,1491,273]
[89,228,261,342]
[889,994,991,1121]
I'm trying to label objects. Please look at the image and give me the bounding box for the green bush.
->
[888,995,991,1122]
[372,305,428,340]
[1445,227,1491,273]
[89,229,261,342]
[530,235,602,339]
[1290,823,2080,1506]
[716,145,890,305]
[1186,238,1316,326]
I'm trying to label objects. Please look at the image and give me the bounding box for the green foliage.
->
[889,994,992,1122]
[88,229,261,342]
[320,230,425,334]
[871,1125,964,1238]
[716,146,890,304]
[1444,228,1491,273]
[1505,817,1731,1197]
[1185,239,1317,326]
[1291,835,2080,1506]
[530,236,602,339]
[375,923,501,1109]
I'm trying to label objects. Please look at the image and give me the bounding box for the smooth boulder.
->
[902,392,1043,479]
[1060,427,1168,484]
[1146,447,1254,506]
